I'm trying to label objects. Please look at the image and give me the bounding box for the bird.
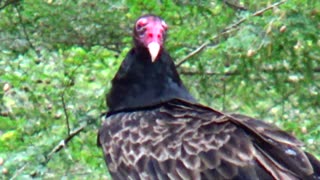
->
[98,14,320,180]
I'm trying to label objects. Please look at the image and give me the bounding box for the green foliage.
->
[0,0,319,179]
[0,47,119,178]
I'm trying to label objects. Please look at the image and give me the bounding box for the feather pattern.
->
[98,99,319,180]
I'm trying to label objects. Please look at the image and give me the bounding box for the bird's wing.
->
[98,99,318,180]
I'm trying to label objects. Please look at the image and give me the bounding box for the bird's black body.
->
[98,15,320,180]
[107,48,195,113]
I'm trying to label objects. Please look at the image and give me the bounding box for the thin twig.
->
[15,5,35,51]
[176,26,240,68]
[176,0,287,67]
[14,3,42,59]
[176,42,209,67]
[224,0,287,32]
[223,0,248,11]
[180,69,239,76]
[61,94,71,135]
[10,164,27,180]
[0,0,19,10]
[46,125,85,163]
[180,67,320,76]
[253,0,286,16]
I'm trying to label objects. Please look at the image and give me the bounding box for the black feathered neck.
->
[107,47,196,113]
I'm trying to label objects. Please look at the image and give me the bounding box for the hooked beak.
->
[148,42,160,62]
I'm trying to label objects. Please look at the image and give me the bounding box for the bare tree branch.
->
[61,94,71,135]
[10,163,27,180]
[46,125,85,163]
[0,0,19,10]
[176,0,287,67]
[223,0,287,32]
[175,26,241,68]
[180,69,238,76]
[176,42,210,68]
[15,5,35,51]
[223,0,247,11]
[180,67,320,76]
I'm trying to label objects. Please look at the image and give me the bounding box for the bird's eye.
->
[136,19,147,33]
[136,24,145,32]
[136,28,146,37]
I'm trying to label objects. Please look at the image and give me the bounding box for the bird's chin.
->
[148,42,160,62]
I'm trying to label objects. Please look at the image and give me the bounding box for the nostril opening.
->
[157,34,161,38]
[148,33,153,38]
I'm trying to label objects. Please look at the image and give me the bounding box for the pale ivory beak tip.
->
[148,42,160,62]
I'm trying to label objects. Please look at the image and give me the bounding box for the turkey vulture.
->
[98,14,320,180]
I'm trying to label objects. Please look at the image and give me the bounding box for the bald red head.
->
[133,15,168,62]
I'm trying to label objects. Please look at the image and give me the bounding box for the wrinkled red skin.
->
[135,16,167,48]
[133,15,168,61]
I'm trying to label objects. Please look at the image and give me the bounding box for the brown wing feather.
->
[230,114,315,177]
[98,99,319,180]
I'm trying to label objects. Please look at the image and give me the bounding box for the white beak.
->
[147,42,160,62]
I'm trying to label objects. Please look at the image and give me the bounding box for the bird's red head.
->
[133,15,168,62]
